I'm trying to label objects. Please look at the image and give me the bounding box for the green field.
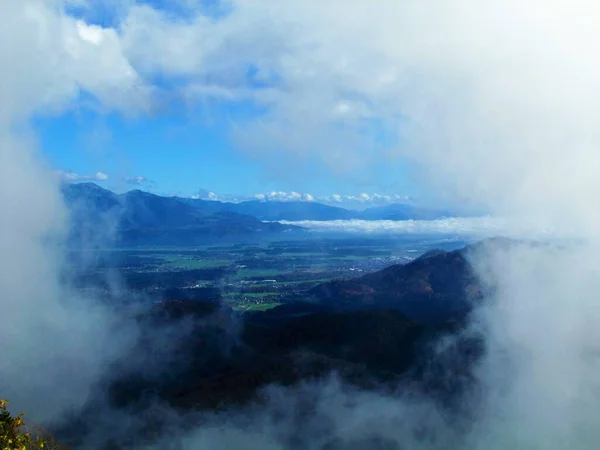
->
[232,302,282,312]
[159,255,230,270]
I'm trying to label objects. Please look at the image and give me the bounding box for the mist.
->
[0,0,143,425]
[3,0,600,449]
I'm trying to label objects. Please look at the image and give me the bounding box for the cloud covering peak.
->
[58,170,109,182]
[123,175,149,185]
[189,188,414,208]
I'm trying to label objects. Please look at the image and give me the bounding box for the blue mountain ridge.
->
[177,195,453,221]
[61,183,302,246]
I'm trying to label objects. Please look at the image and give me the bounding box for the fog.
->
[2,0,600,449]
[0,0,141,424]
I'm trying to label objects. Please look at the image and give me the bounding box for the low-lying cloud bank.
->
[278,217,572,240]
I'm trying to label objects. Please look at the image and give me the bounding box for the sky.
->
[35,0,425,207]
[36,96,416,203]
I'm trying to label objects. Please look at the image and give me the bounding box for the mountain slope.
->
[308,242,486,322]
[121,190,208,228]
[62,183,301,246]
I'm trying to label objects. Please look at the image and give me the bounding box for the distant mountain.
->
[120,189,209,229]
[61,183,302,246]
[359,203,452,221]
[62,181,122,212]
[180,197,453,221]
[179,198,357,220]
[61,182,456,247]
[221,200,358,221]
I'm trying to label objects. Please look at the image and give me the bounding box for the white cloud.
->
[276,217,570,240]
[190,189,241,202]
[123,175,147,185]
[317,193,413,208]
[250,190,412,205]
[0,1,150,122]
[252,191,317,202]
[58,170,109,182]
[0,0,144,423]
[190,188,412,206]
[250,190,414,205]
[76,21,106,46]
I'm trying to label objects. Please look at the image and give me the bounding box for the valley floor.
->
[67,234,469,311]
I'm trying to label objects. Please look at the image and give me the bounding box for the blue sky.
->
[35,104,418,200]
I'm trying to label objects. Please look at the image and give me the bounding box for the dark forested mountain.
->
[308,242,488,322]
[61,183,301,246]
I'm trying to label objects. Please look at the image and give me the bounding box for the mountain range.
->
[62,183,301,246]
[61,183,454,243]
[61,182,455,246]
[178,195,453,221]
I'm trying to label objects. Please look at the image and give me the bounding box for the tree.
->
[0,399,46,450]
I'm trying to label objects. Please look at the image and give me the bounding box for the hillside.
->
[308,242,487,322]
